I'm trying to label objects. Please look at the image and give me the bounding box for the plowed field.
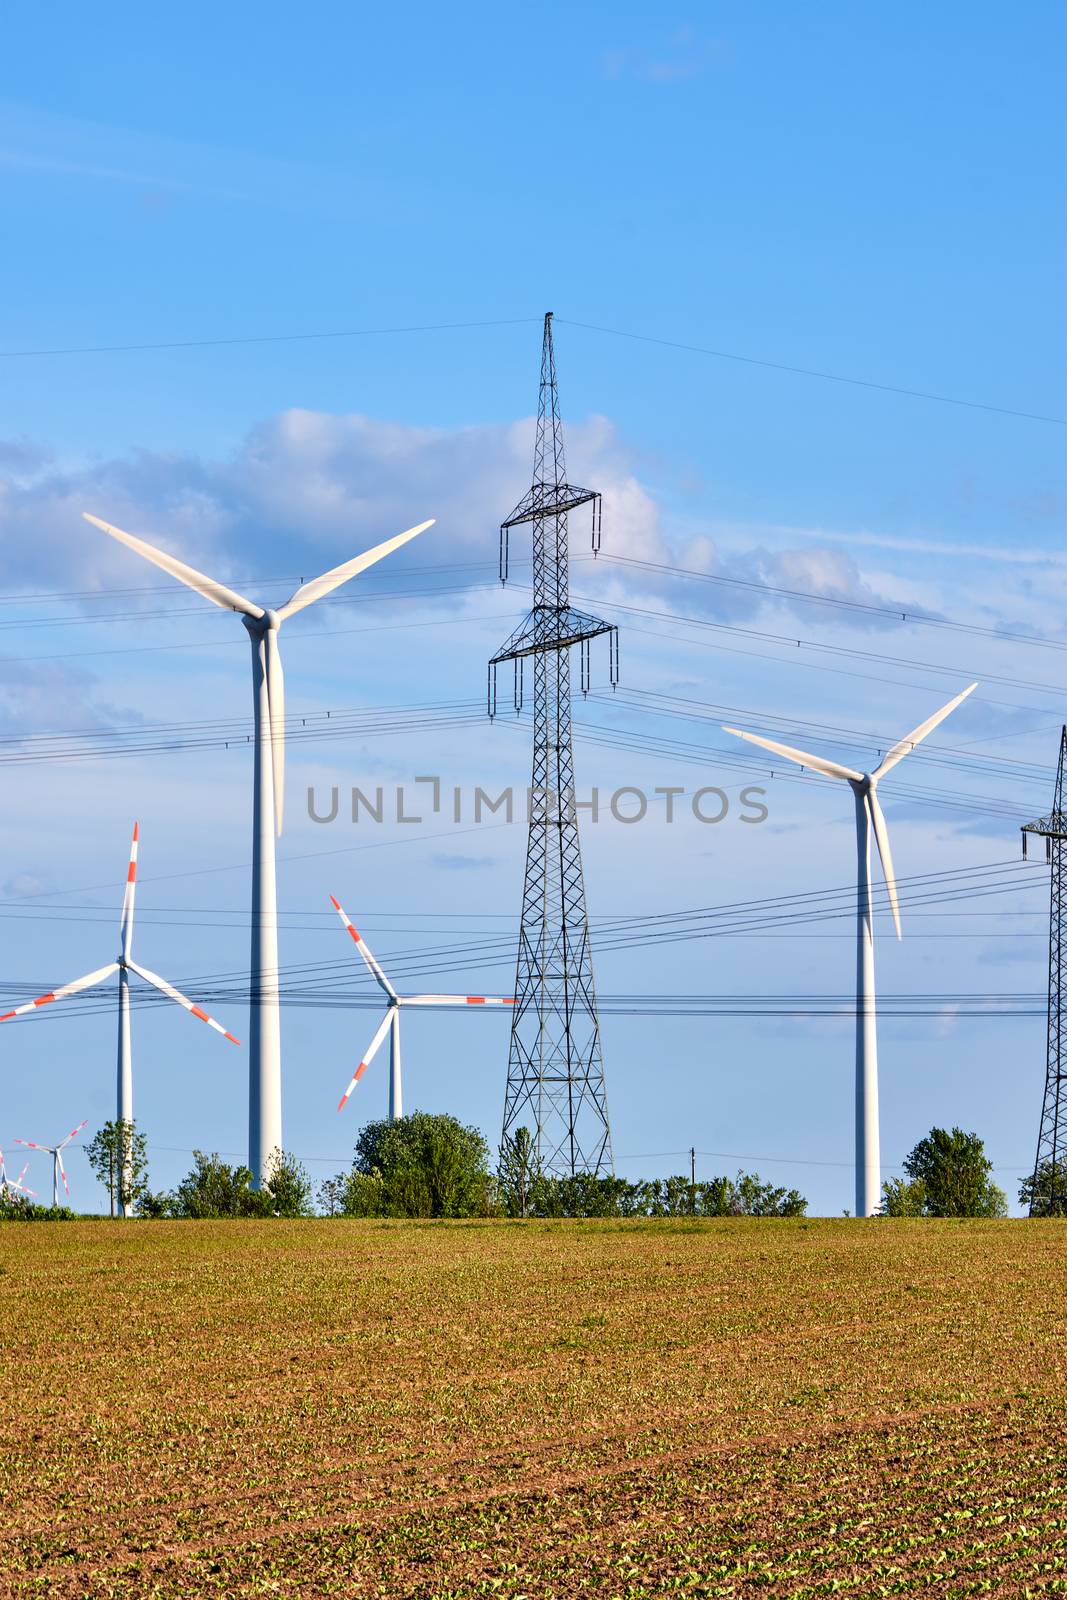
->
[1,1218,1065,1596]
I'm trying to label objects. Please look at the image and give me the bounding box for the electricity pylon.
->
[489,313,617,1176]
[1022,725,1067,1215]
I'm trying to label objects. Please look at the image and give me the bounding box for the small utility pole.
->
[690,1147,696,1185]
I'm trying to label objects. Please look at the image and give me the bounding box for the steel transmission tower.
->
[489,313,618,1176]
[1022,725,1067,1216]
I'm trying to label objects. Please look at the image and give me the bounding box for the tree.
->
[527,1173,638,1218]
[265,1151,314,1217]
[692,1171,807,1218]
[168,1149,312,1218]
[317,1174,348,1217]
[879,1176,927,1217]
[1018,1158,1067,1217]
[330,1170,388,1218]
[889,1127,1007,1218]
[170,1151,264,1218]
[85,1120,150,1217]
[336,1112,494,1218]
[498,1126,539,1218]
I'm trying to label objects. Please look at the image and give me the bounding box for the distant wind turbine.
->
[83,511,434,1184]
[723,683,977,1217]
[0,824,238,1213]
[16,1120,87,1207]
[330,895,514,1117]
[0,1149,35,1201]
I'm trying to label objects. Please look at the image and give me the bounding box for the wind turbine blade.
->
[57,1119,89,1150]
[127,959,241,1044]
[83,514,264,619]
[57,1150,69,1197]
[276,520,435,621]
[722,726,863,783]
[328,896,398,1000]
[337,1010,394,1110]
[872,683,978,779]
[867,792,902,940]
[0,964,119,1021]
[402,994,516,1006]
[119,821,139,959]
[265,630,286,837]
[14,1141,52,1152]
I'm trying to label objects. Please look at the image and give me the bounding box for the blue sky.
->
[1,3,1065,1213]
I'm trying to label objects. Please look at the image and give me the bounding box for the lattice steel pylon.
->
[488,313,618,1176]
[1021,725,1067,1216]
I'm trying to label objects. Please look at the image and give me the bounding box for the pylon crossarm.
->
[503,484,600,529]
[1023,815,1067,840]
[491,608,615,666]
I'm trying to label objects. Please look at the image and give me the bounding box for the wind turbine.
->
[0,1149,35,1201]
[16,1120,87,1207]
[82,511,434,1185]
[0,823,238,1214]
[723,683,977,1218]
[330,895,514,1116]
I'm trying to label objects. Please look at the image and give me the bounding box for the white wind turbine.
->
[723,683,977,1218]
[83,511,434,1184]
[0,823,239,1214]
[16,1120,87,1207]
[330,895,515,1117]
[0,1149,35,1201]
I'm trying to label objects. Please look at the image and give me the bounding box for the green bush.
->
[495,1133,807,1219]
[323,1113,494,1218]
[166,1149,313,1219]
[0,1196,77,1222]
[1019,1158,1067,1217]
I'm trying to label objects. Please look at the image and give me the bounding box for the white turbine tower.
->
[723,683,977,1218]
[330,895,514,1116]
[0,823,239,1213]
[83,511,434,1185]
[16,1120,87,1207]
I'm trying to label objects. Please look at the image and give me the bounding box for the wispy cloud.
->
[758,522,1067,569]
[0,99,384,219]
[602,27,731,84]
[431,852,496,872]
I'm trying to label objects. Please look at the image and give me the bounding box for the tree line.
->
[2,1112,1062,1221]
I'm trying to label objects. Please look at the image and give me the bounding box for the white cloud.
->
[0,658,140,739]
[0,408,667,598]
[2,404,1050,674]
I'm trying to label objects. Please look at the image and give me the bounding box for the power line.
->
[566,586,1067,702]
[0,554,535,609]
[0,308,1059,426]
[0,316,540,360]
[0,683,1038,828]
[0,861,1043,1021]
[5,607,517,667]
[601,554,1067,656]
[556,317,1067,427]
